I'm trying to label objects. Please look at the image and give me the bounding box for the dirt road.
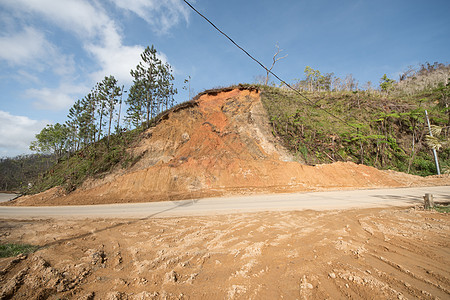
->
[1,186,449,219]
[0,193,17,203]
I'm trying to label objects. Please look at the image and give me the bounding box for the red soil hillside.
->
[11,87,449,206]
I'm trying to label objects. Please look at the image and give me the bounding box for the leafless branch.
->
[265,43,288,85]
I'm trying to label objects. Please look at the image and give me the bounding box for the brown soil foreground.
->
[1,206,449,299]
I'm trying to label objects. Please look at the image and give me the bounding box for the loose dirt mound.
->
[1,207,449,299]
[9,87,449,206]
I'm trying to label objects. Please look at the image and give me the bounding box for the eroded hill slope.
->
[12,87,448,206]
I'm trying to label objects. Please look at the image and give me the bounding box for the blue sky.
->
[0,0,449,157]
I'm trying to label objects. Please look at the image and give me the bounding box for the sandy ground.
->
[1,206,449,299]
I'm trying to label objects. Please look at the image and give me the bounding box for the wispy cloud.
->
[0,111,48,157]
[25,83,88,111]
[2,0,116,42]
[0,27,47,65]
[111,0,190,34]
[86,43,143,83]
[0,0,184,114]
[0,27,75,76]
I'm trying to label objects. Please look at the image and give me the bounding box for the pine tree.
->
[125,82,143,128]
[66,99,83,152]
[79,92,97,146]
[126,45,177,129]
[98,75,121,147]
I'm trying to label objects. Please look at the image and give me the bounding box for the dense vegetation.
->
[260,63,449,175]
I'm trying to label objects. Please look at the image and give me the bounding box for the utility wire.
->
[182,0,357,130]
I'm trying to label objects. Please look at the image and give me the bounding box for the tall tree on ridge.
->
[98,75,121,148]
[126,45,177,129]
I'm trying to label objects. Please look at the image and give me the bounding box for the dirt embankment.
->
[1,207,449,299]
[8,87,449,206]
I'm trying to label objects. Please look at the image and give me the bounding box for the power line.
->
[182,0,357,130]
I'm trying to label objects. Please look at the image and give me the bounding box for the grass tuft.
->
[432,205,450,213]
[0,243,39,258]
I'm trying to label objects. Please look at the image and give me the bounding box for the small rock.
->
[181,132,190,142]
[165,270,178,283]
[329,272,336,279]
[345,283,349,288]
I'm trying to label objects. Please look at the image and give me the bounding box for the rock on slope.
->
[12,87,449,206]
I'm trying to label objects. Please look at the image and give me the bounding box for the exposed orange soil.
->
[1,207,449,299]
[8,87,449,206]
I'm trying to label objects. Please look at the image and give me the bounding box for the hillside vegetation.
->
[260,86,449,175]
[21,64,450,195]
[260,63,449,175]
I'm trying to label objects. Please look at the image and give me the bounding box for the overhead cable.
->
[182,0,357,129]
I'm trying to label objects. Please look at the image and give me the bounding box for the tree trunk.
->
[107,109,113,149]
[98,103,104,142]
[146,91,150,129]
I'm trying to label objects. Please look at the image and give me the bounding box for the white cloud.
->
[111,0,190,34]
[15,70,41,84]
[2,0,130,82]
[1,0,182,112]
[2,0,115,42]
[86,43,171,84]
[0,27,46,65]
[0,111,48,157]
[86,43,143,84]
[25,83,88,111]
[0,26,75,77]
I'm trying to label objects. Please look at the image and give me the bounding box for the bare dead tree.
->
[265,43,288,85]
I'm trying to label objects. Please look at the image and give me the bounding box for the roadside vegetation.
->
[432,204,450,213]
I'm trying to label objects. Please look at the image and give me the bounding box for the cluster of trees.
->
[290,63,449,94]
[30,45,177,156]
[289,67,360,92]
[290,66,401,93]
[395,62,450,96]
